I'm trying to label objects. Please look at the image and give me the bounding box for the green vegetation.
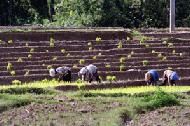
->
[28,54,32,59]
[106,76,117,83]
[30,48,34,53]
[17,57,23,62]
[8,40,13,44]
[7,62,13,71]
[117,41,123,49]
[119,57,126,63]
[52,56,58,61]
[142,60,149,66]
[119,64,126,72]
[105,63,111,68]
[79,59,85,65]
[50,37,55,47]
[61,49,66,53]
[47,65,53,70]
[12,80,22,85]
[96,37,102,44]
[10,71,16,76]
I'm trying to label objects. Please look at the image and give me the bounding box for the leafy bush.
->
[143,88,180,109]
[105,64,111,68]
[30,48,34,53]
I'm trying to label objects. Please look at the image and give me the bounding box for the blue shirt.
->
[170,72,179,81]
[148,69,159,81]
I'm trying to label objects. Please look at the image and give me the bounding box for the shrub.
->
[46,50,49,53]
[12,80,22,85]
[79,59,85,65]
[162,56,167,61]
[66,53,71,57]
[143,88,180,109]
[158,53,162,58]
[142,60,149,66]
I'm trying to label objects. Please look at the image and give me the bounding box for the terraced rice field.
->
[0,29,190,86]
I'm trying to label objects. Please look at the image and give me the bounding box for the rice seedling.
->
[142,60,149,66]
[17,57,23,62]
[12,80,22,85]
[7,62,13,71]
[120,57,126,63]
[50,37,55,47]
[79,59,85,65]
[8,40,13,44]
[96,37,102,44]
[10,71,16,76]
[28,54,32,59]
[117,41,123,49]
[61,49,66,53]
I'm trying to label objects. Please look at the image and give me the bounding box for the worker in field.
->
[162,69,179,86]
[78,64,101,83]
[145,69,159,85]
[49,66,71,82]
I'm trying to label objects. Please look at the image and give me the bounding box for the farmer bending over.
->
[145,69,159,85]
[162,70,179,86]
[78,64,101,83]
[49,66,71,82]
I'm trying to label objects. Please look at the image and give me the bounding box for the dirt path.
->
[126,106,190,126]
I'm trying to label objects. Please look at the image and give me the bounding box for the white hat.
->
[49,68,56,77]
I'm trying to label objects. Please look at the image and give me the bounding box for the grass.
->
[0,94,33,112]
[85,86,190,95]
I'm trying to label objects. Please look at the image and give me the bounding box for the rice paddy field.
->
[0,28,190,125]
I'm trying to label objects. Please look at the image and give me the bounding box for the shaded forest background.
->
[0,0,190,28]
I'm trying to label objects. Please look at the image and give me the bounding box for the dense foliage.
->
[1,0,190,28]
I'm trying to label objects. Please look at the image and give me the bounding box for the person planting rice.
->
[49,66,71,82]
[78,64,101,83]
[145,69,159,85]
[162,70,179,86]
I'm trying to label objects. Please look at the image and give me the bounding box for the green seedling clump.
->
[79,59,85,65]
